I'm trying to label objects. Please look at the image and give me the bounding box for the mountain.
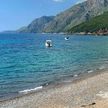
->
[68,12,108,35]
[18,16,54,33]
[44,0,108,33]
[19,0,108,33]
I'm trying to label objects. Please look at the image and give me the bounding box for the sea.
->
[0,33,108,100]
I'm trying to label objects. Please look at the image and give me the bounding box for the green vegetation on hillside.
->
[18,0,108,33]
[68,12,108,34]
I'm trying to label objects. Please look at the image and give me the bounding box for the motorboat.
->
[65,37,69,40]
[45,40,52,47]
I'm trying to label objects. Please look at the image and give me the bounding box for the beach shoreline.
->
[0,68,105,102]
[0,69,108,108]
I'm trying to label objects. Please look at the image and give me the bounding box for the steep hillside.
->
[18,16,54,33]
[68,12,108,34]
[44,0,108,33]
[19,0,108,33]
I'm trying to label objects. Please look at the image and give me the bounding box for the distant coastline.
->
[68,32,108,36]
[1,31,108,36]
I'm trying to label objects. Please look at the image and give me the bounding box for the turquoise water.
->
[0,33,108,99]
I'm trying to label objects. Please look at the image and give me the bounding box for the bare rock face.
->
[87,0,104,8]
[18,0,108,33]
[104,0,108,6]
[43,0,108,33]
[86,0,108,13]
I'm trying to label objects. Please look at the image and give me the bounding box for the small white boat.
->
[45,40,52,47]
[65,37,69,40]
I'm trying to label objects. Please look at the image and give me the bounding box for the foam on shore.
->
[87,70,94,73]
[74,74,78,77]
[99,65,105,70]
[1,70,108,108]
[19,86,43,94]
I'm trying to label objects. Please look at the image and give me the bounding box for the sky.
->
[0,0,86,31]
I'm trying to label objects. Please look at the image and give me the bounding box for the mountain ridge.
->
[18,16,54,33]
[18,0,108,33]
[68,12,108,35]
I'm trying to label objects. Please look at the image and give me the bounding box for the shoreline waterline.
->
[0,69,108,108]
[0,66,107,103]
[0,33,108,108]
[0,33,108,101]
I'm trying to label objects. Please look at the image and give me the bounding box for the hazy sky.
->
[0,0,86,31]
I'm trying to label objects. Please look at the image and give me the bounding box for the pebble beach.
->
[0,70,108,108]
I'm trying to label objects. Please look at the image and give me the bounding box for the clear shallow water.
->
[0,33,108,99]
